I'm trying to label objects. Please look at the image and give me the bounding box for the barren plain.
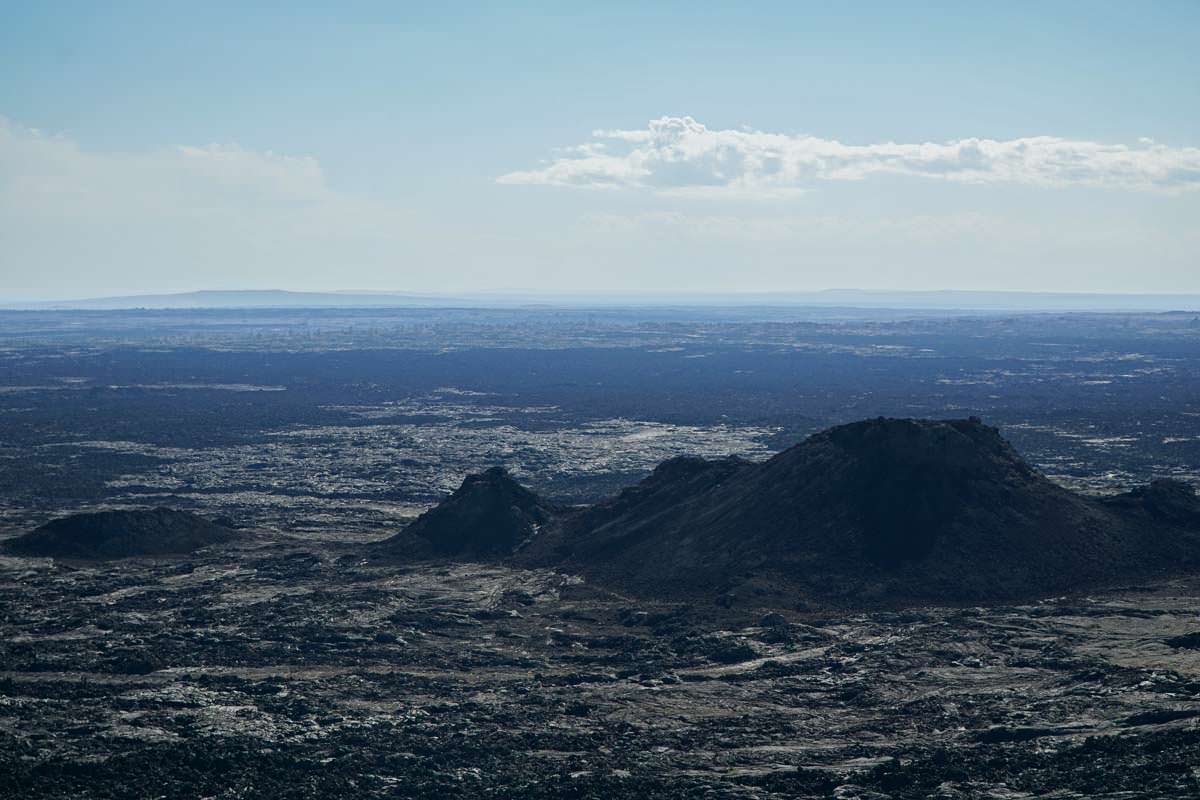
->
[1,306,1198,797]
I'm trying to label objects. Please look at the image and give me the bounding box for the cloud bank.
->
[0,119,410,297]
[498,116,1200,195]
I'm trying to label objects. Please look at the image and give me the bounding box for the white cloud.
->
[3,124,308,198]
[0,119,411,296]
[498,116,1200,195]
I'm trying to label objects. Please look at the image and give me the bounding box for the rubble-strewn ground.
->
[2,308,1199,797]
[2,538,1199,799]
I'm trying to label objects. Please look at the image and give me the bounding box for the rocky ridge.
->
[385,417,1200,606]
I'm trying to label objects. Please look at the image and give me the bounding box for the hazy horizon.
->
[7,285,1200,313]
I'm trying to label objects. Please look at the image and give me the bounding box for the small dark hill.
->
[516,417,1200,605]
[377,467,557,558]
[1102,478,1200,527]
[4,508,237,559]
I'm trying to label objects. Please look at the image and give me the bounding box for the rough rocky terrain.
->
[1,309,1198,797]
[1,539,1199,798]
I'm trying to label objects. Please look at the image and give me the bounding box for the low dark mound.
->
[378,467,557,558]
[1102,478,1200,526]
[516,417,1200,605]
[4,508,237,559]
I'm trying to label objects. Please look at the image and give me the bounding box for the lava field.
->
[2,307,1199,797]
[2,540,1200,798]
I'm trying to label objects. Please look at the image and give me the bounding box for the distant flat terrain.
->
[0,307,1196,539]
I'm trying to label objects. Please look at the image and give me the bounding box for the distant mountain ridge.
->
[5,288,1200,312]
[6,290,459,310]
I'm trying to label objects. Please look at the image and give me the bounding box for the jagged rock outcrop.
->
[4,508,237,559]
[377,467,557,558]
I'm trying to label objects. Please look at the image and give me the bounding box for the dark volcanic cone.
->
[379,467,557,558]
[369,418,1200,606]
[4,508,237,559]
[518,417,1200,605]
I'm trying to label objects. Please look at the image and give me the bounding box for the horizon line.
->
[4,286,1200,313]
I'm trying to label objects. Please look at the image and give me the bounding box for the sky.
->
[2,1,1199,300]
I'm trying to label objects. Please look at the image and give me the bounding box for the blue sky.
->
[2,1,1198,299]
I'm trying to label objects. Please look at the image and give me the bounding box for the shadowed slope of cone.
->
[377,467,557,558]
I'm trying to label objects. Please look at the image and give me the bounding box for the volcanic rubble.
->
[3,417,1200,798]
